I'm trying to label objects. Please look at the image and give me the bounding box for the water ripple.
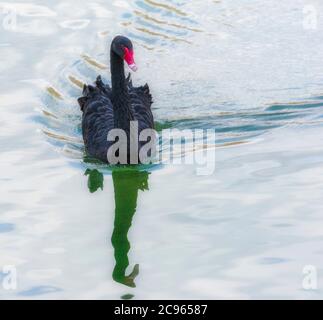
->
[38,0,323,166]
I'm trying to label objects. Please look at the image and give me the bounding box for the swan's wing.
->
[78,82,114,161]
[127,74,154,129]
[127,74,153,109]
[95,75,112,98]
[77,76,112,111]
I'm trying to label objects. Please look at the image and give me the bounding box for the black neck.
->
[110,49,134,132]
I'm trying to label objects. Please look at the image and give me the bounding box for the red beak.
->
[123,47,137,71]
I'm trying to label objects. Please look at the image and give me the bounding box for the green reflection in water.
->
[85,168,150,289]
[84,168,104,193]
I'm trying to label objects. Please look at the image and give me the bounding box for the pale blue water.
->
[1,0,323,299]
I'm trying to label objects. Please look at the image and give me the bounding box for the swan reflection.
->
[85,168,150,288]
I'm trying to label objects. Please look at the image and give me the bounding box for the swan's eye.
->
[123,47,137,72]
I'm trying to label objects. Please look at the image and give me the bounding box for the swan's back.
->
[78,75,154,162]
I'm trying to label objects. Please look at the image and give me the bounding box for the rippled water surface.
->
[1,0,323,299]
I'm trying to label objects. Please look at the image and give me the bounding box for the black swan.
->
[78,35,154,164]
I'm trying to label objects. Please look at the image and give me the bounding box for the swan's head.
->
[111,35,137,72]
